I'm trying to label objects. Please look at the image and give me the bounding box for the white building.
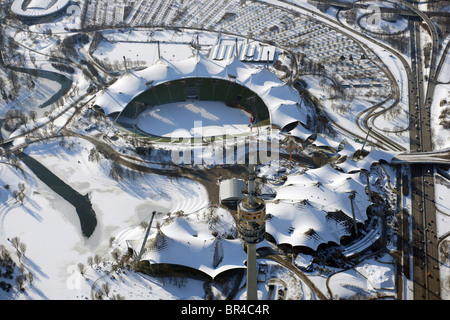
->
[219,178,246,207]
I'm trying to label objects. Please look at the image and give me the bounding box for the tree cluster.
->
[13,182,26,204]
[0,238,33,294]
[84,247,133,300]
[439,107,450,129]
[3,109,28,133]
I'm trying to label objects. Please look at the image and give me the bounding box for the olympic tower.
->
[237,118,266,300]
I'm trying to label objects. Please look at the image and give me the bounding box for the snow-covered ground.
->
[1,0,450,301]
[92,29,217,69]
[1,136,210,299]
[136,101,252,138]
[0,137,400,300]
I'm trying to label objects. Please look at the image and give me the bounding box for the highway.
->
[274,0,413,153]
[279,0,444,299]
[405,0,440,300]
[334,0,443,300]
[410,163,440,299]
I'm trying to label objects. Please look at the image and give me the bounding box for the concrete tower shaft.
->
[237,123,266,300]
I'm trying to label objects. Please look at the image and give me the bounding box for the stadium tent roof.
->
[94,54,308,130]
[333,143,398,173]
[243,67,283,95]
[267,164,372,250]
[127,216,247,278]
[225,57,258,82]
[288,123,314,140]
[275,164,370,222]
[266,201,351,250]
[94,53,400,172]
[11,0,70,18]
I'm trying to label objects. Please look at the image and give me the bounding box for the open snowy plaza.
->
[0,0,450,303]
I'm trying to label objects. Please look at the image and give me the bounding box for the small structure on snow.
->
[219,178,246,208]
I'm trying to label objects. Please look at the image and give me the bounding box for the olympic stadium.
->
[11,0,70,19]
[94,54,311,141]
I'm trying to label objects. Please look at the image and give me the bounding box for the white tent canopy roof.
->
[94,53,400,175]
[94,53,399,168]
[275,164,370,222]
[128,216,247,278]
[11,0,70,17]
[94,54,308,129]
[266,201,352,250]
[267,164,372,250]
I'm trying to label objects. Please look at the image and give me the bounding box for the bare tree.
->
[15,275,25,291]
[26,272,34,287]
[29,111,37,122]
[87,256,93,267]
[94,254,102,265]
[109,237,115,248]
[111,248,121,262]
[109,162,124,181]
[11,236,20,251]
[102,283,111,297]
[78,263,86,276]
[95,290,104,300]
[19,242,26,258]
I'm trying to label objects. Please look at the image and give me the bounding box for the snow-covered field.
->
[92,29,218,69]
[0,136,212,299]
[136,101,252,138]
[1,0,450,301]
[0,137,401,300]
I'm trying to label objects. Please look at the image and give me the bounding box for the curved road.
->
[269,0,444,300]
[2,0,448,300]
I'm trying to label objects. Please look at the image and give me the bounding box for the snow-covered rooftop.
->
[266,164,372,250]
[11,0,69,18]
[267,201,351,250]
[123,163,374,272]
[125,210,247,279]
[94,54,308,133]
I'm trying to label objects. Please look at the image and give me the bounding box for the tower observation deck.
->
[237,196,266,244]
